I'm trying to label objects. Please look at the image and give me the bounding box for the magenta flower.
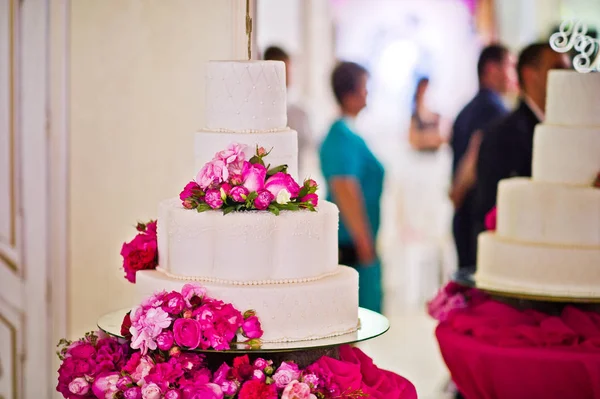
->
[141,383,162,399]
[162,292,185,315]
[264,172,301,199]
[196,159,228,189]
[181,283,206,307]
[120,230,158,284]
[485,206,497,231]
[254,190,274,210]
[242,162,267,192]
[281,381,313,399]
[130,307,172,355]
[273,362,301,389]
[241,316,263,339]
[173,318,202,349]
[67,377,90,396]
[123,386,142,399]
[205,189,224,209]
[156,331,175,351]
[164,389,182,399]
[300,193,318,207]
[230,185,249,203]
[180,181,202,209]
[91,372,120,399]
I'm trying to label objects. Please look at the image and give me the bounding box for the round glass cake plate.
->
[97,307,390,353]
[452,267,600,304]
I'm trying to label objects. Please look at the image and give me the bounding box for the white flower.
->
[276,189,291,204]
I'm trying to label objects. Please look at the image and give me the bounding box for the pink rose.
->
[300,193,318,207]
[68,377,90,396]
[215,143,247,175]
[164,389,182,399]
[254,190,274,210]
[156,331,175,351]
[273,362,301,389]
[117,376,133,391]
[196,159,228,189]
[205,189,223,209]
[281,381,315,399]
[485,206,497,231]
[264,172,301,199]
[162,292,185,315]
[257,147,267,156]
[253,358,270,370]
[230,185,249,203]
[220,182,232,196]
[173,318,202,349]
[242,162,267,192]
[305,179,318,188]
[92,372,120,399]
[141,383,162,399]
[241,316,263,339]
[180,181,202,209]
[221,380,239,396]
[252,369,266,382]
[129,355,154,385]
[124,386,142,399]
[181,283,206,307]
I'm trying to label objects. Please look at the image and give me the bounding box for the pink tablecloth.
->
[436,301,600,399]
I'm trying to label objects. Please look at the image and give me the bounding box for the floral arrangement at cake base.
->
[57,283,417,399]
[181,143,319,215]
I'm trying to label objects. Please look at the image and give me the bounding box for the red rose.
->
[120,232,158,283]
[238,380,277,399]
[232,355,254,381]
[121,312,132,338]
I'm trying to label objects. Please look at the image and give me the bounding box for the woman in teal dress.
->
[319,62,385,313]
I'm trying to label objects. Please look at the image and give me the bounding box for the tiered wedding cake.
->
[135,60,359,342]
[475,70,600,297]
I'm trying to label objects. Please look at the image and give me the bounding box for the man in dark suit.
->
[472,43,570,237]
[449,44,514,269]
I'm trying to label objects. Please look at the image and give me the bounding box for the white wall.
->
[68,0,247,337]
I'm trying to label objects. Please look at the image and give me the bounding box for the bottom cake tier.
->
[475,232,600,297]
[135,266,359,342]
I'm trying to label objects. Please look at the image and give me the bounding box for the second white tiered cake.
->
[136,61,359,342]
[475,70,600,297]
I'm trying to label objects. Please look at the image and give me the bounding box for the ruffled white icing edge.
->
[155,266,341,286]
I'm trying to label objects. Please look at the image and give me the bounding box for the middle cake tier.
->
[157,198,339,282]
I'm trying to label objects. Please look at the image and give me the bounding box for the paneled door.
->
[0,0,52,398]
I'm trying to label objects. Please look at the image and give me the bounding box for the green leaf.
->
[297,186,309,198]
[266,164,288,177]
[267,205,280,215]
[196,203,211,213]
[222,206,236,215]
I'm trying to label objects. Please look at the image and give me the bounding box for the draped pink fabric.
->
[315,345,418,399]
[436,300,600,399]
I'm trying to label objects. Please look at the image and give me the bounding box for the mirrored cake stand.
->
[98,307,390,367]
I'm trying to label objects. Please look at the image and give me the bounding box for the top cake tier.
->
[205,61,287,131]
[546,70,600,127]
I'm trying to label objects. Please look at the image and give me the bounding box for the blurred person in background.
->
[408,77,446,152]
[320,62,384,313]
[472,43,570,235]
[264,46,314,178]
[449,44,515,269]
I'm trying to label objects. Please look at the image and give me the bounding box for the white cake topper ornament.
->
[550,19,599,73]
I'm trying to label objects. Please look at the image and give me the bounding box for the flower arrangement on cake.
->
[56,283,400,399]
[180,143,319,215]
[120,221,158,283]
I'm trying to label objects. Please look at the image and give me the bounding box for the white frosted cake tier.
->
[545,70,600,127]
[136,266,359,342]
[205,61,287,131]
[496,178,600,247]
[475,232,600,297]
[157,198,339,282]
[195,129,299,181]
[532,124,600,185]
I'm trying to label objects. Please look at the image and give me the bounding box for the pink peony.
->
[92,372,120,399]
[156,331,175,351]
[300,193,318,207]
[273,362,301,389]
[254,190,274,210]
[127,355,154,385]
[164,390,182,399]
[485,206,497,231]
[241,316,263,339]
[173,318,202,349]
[162,292,185,315]
[196,159,229,189]
[130,307,172,355]
[141,383,162,399]
[281,381,315,399]
[221,380,239,396]
[301,373,319,388]
[264,172,301,199]
[253,358,271,370]
[205,189,224,209]
[238,380,278,399]
[123,386,142,399]
[214,143,247,176]
[230,185,249,203]
[68,377,90,396]
[181,283,206,307]
[242,162,267,192]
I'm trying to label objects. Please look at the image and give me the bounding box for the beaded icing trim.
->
[260,322,361,343]
[156,266,340,286]
[199,127,291,134]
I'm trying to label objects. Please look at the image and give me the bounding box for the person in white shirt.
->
[263,46,314,176]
